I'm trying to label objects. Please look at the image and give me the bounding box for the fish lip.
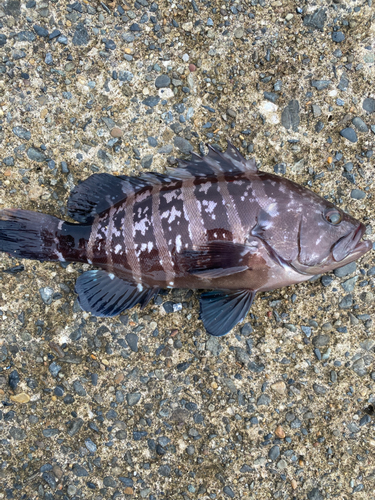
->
[332,223,368,262]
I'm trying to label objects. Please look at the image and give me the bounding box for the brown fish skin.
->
[0,142,371,336]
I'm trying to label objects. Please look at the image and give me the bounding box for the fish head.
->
[291,195,372,275]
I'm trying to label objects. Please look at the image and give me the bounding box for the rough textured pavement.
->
[0,0,374,499]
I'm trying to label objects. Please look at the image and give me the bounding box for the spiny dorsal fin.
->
[67,141,256,223]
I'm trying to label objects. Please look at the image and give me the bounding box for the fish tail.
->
[0,209,67,262]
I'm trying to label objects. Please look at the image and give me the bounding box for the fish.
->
[0,141,371,336]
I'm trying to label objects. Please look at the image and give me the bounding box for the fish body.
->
[0,142,371,336]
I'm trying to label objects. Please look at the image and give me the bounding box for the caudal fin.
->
[0,209,63,262]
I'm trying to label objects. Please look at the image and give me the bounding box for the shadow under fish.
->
[0,141,371,336]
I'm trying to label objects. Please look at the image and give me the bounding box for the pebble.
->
[332,31,345,43]
[351,189,366,200]
[174,137,193,154]
[334,262,356,277]
[271,381,286,395]
[39,287,54,304]
[110,127,123,138]
[234,28,244,39]
[303,8,326,30]
[307,488,324,500]
[311,80,331,91]
[268,445,280,460]
[12,126,31,140]
[155,74,171,89]
[312,334,330,347]
[363,97,375,114]
[339,127,358,143]
[27,147,46,162]
[10,393,30,403]
[72,23,90,46]
[127,392,141,406]
[126,333,138,352]
[8,370,20,390]
[281,100,300,131]
[339,294,353,309]
[341,276,358,292]
[352,117,368,132]
[264,91,279,103]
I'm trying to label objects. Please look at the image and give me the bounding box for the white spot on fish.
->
[137,283,143,292]
[56,251,65,262]
[108,273,115,280]
[134,217,151,236]
[115,244,122,254]
[202,200,217,214]
[168,206,181,224]
[198,182,211,194]
[147,241,153,252]
[169,281,174,286]
[87,259,93,265]
[175,234,182,253]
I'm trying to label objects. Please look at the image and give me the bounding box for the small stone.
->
[315,121,324,133]
[271,381,286,395]
[72,464,88,477]
[142,96,160,108]
[341,276,358,292]
[275,425,285,439]
[352,117,368,132]
[268,445,280,460]
[34,24,49,37]
[307,488,324,500]
[339,294,353,309]
[223,486,236,498]
[141,154,153,169]
[351,189,366,200]
[174,136,193,154]
[8,370,20,390]
[125,333,138,352]
[189,64,196,72]
[334,262,356,277]
[264,91,279,103]
[285,13,293,21]
[360,291,374,303]
[110,127,123,138]
[234,27,244,39]
[332,31,345,43]
[10,393,30,403]
[49,361,61,377]
[72,23,90,46]
[311,104,322,117]
[127,392,141,406]
[155,74,171,89]
[340,127,358,143]
[67,418,83,437]
[72,380,86,397]
[321,275,333,286]
[281,100,300,131]
[311,80,331,90]
[12,126,31,140]
[313,384,327,395]
[303,8,326,30]
[39,287,54,304]
[312,334,330,347]
[206,336,223,356]
[257,394,271,406]
[27,147,46,162]
[363,97,375,114]
[10,426,26,440]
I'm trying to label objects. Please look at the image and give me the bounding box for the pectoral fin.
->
[199,289,256,337]
[75,270,159,317]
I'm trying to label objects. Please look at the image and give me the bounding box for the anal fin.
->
[75,270,159,317]
[199,289,256,336]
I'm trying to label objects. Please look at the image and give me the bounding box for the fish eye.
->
[324,209,342,225]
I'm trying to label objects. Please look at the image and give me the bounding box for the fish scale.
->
[0,141,371,336]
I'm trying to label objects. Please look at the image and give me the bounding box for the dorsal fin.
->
[67,141,257,223]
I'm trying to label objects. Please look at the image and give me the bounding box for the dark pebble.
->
[33,24,49,37]
[312,334,330,347]
[264,91,279,103]
[332,31,345,43]
[340,127,357,143]
[17,31,36,42]
[72,380,86,396]
[339,294,353,309]
[158,465,171,477]
[67,418,83,437]
[49,361,61,377]
[72,23,90,46]
[130,23,141,31]
[307,488,324,500]
[42,471,57,489]
[142,96,160,108]
[334,262,356,277]
[54,385,64,397]
[313,383,327,395]
[125,333,138,352]
[352,117,368,132]
[174,136,193,154]
[223,485,235,498]
[8,370,20,390]
[281,99,300,131]
[311,80,331,90]
[321,275,333,286]
[27,147,46,162]
[274,163,286,174]
[359,414,371,426]
[0,34,7,47]
[351,189,366,200]
[141,154,153,168]
[12,126,31,140]
[72,464,88,477]
[303,8,326,30]
[363,97,375,114]
[268,445,280,460]
[155,74,171,88]
[315,121,324,132]
[126,392,141,406]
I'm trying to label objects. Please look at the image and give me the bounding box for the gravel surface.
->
[0,0,375,499]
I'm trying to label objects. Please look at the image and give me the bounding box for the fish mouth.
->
[332,223,371,263]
